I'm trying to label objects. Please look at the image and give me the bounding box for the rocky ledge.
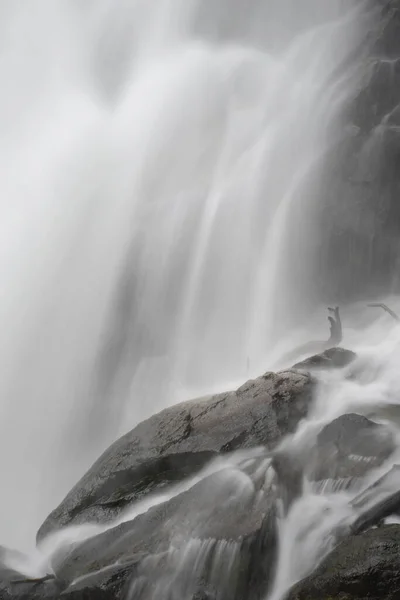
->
[3,346,400,600]
[287,525,400,600]
[37,363,316,543]
[0,347,354,598]
[3,345,400,600]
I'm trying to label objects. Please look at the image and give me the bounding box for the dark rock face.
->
[59,564,135,599]
[32,355,340,599]
[287,525,400,600]
[312,0,400,304]
[292,347,356,371]
[0,549,59,599]
[0,576,61,600]
[351,464,400,534]
[286,465,400,600]
[54,459,278,600]
[272,412,395,510]
[309,413,395,483]
[38,369,314,542]
[272,412,396,536]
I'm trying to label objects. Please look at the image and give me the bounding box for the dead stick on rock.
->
[368,303,400,322]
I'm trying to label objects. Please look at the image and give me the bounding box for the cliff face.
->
[312,0,400,304]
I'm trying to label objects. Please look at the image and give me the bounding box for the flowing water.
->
[0,0,380,581]
[268,309,400,600]
[8,308,400,600]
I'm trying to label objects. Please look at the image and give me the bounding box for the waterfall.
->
[267,313,400,600]
[0,0,368,553]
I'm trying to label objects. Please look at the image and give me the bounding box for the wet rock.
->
[0,576,61,600]
[0,547,59,600]
[53,458,278,600]
[55,461,275,573]
[292,347,356,371]
[0,563,22,585]
[351,464,400,534]
[60,564,133,599]
[38,369,313,541]
[352,463,400,509]
[288,465,400,600]
[286,525,400,600]
[309,413,395,483]
[270,412,395,514]
[270,451,304,513]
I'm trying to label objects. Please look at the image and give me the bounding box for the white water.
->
[5,447,265,579]
[7,309,400,600]
[0,0,369,558]
[268,310,400,600]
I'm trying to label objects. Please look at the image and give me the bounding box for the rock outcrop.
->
[0,568,60,600]
[292,347,356,371]
[271,411,395,513]
[287,525,400,600]
[287,463,400,600]
[313,0,400,303]
[309,413,395,483]
[53,461,278,600]
[30,349,362,599]
[37,368,314,542]
[4,345,397,600]
[27,358,326,600]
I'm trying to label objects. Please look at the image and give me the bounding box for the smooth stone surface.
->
[38,368,314,541]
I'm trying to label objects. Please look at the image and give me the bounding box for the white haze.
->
[0,0,371,556]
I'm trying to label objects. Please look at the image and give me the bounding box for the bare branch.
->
[368,303,399,322]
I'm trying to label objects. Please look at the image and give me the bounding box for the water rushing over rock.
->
[2,333,400,599]
[0,0,367,551]
[3,2,400,600]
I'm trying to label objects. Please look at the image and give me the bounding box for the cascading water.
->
[0,0,370,569]
[267,311,400,600]
[9,310,400,600]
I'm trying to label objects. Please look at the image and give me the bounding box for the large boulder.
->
[308,413,395,484]
[38,368,314,542]
[272,413,395,510]
[36,348,395,600]
[53,455,400,600]
[52,452,278,600]
[287,525,400,600]
[292,347,356,371]
[350,464,400,534]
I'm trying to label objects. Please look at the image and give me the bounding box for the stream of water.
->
[0,0,377,584]
[7,304,400,600]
